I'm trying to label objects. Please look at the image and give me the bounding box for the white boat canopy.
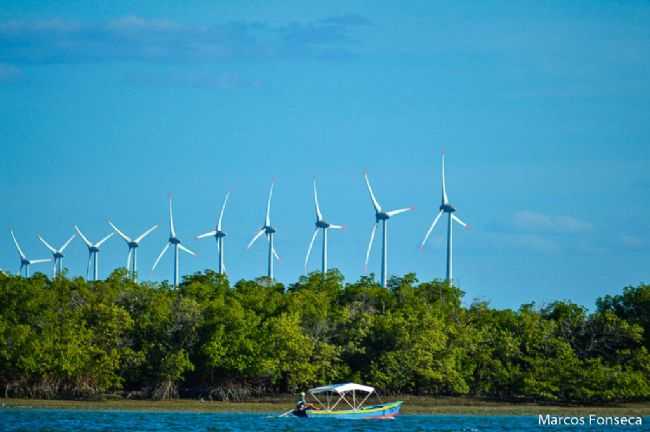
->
[308,383,375,395]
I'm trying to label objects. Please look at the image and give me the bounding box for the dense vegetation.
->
[1,269,649,404]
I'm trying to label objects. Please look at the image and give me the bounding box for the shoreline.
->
[3,397,650,416]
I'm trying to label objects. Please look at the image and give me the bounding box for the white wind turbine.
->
[247,182,280,280]
[10,230,51,277]
[74,226,114,281]
[420,154,470,284]
[196,192,229,275]
[38,233,76,278]
[109,221,158,281]
[305,180,344,274]
[364,173,413,288]
[152,195,196,287]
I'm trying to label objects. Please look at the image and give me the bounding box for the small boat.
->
[290,382,402,419]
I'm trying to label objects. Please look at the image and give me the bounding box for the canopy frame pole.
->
[353,389,356,410]
[330,395,344,410]
[339,393,355,410]
[357,391,372,409]
[310,392,324,408]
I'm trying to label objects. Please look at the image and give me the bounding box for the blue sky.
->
[1,1,648,309]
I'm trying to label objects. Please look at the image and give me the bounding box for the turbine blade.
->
[86,253,92,279]
[420,210,443,248]
[169,196,176,238]
[247,229,265,249]
[265,182,274,226]
[109,221,132,243]
[59,234,76,252]
[10,230,26,259]
[28,258,51,265]
[38,235,57,254]
[197,230,217,239]
[95,232,114,247]
[364,223,378,270]
[304,228,319,272]
[452,214,468,228]
[74,225,92,247]
[178,244,196,256]
[313,180,323,221]
[152,243,170,271]
[272,247,280,261]
[386,207,413,217]
[135,225,158,243]
[364,173,382,212]
[441,154,449,206]
[328,224,344,230]
[217,192,229,231]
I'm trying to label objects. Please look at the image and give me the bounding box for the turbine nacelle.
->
[375,211,390,222]
[315,220,331,229]
[440,203,456,213]
[264,226,276,235]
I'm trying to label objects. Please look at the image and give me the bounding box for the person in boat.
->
[294,392,319,417]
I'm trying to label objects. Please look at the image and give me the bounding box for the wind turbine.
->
[420,154,469,284]
[196,192,229,275]
[247,182,280,280]
[363,173,413,288]
[10,230,51,277]
[304,180,344,274]
[152,195,196,287]
[109,221,158,281]
[38,233,76,278]
[74,226,114,281]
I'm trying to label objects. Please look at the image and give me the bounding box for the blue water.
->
[0,408,648,431]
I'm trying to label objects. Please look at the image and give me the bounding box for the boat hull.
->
[301,401,402,419]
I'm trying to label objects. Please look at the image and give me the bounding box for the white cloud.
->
[621,234,643,249]
[513,210,592,234]
[506,233,559,253]
[0,15,370,65]
[106,16,180,33]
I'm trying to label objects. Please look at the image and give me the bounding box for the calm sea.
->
[0,408,648,431]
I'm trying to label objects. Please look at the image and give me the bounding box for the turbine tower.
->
[109,221,158,281]
[363,173,413,288]
[420,154,469,284]
[152,195,196,287]
[196,192,229,275]
[304,180,343,274]
[10,230,51,277]
[247,182,280,280]
[38,233,76,278]
[74,226,114,281]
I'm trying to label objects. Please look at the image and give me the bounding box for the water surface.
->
[0,408,647,431]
